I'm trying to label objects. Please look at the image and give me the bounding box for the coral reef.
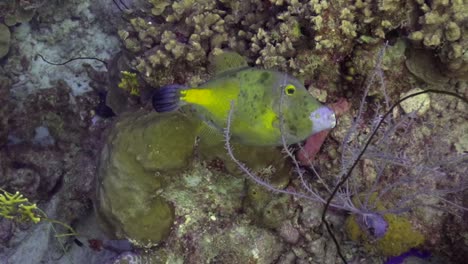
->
[104,2,468,262]
[399,87,431,115]
[117,0,416,93]
[0,0,39,27]
[330,52,467,261]
[96,107,299,245]
[91,51,144,115]
[243,183,294,229]
[97,111,200,247]
[345,196,425,257]
[220,42,467,263]
[198,135,293,188]
[0,78,109,262]
[96,109,296,261]
[0,0,466,263]
[345,213,420,257]
[2,0,119,100]
[408,0,468,79]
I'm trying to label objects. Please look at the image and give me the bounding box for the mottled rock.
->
[399,88,431,116]
[279,221,300,244]
[0,24,10,59]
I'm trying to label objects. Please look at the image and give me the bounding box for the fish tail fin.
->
[152,84,187,112]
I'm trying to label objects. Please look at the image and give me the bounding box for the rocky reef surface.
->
[0,0,467,264]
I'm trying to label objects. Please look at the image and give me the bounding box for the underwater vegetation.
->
[114,0,468,95]
[221,44,468,261]
[0,189,41,224]
[98,49,467,264]
[0,0,467,263]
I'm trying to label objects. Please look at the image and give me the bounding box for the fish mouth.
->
[309,106,337,134]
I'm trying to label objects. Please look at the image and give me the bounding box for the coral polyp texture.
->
[118,0,419,91]
[408,0,468,79]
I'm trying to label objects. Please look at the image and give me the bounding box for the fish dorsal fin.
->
[210,51,248,76]
[197,122,224,147]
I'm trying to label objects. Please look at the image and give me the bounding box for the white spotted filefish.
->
[152,52,336,146]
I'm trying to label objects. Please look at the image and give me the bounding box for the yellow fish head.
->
[272,72,336,143]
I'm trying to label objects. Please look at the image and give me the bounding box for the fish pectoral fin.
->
[152,84,187,112]
[197,122,224,147]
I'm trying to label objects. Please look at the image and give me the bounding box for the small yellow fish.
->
[152,52,336,146]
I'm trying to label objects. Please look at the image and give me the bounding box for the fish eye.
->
[284,84,296,96]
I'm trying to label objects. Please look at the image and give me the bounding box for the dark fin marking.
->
[152,84,186,112]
